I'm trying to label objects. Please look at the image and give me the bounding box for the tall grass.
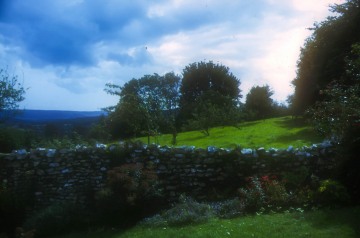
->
[138,116,323,149]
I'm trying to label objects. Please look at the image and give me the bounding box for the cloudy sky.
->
[0,0,343,111]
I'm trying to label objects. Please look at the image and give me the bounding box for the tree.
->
[292,0,360,202]
[244,85,274,120]
[308,42,360,202]
[291,0,360,115]
[0,69,25,120]
[309,42,360,140]
[159,72,181,144]
[179,61,241,126]
[106,93,148,138]
[182,91,221,136]
[105,73,181,141]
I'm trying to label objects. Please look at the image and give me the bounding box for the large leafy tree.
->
[309,42,360,201]
[105,73,181,140]
[0,69,25,120]
[296,1,360,201]
[179,61,241,126]
[291,0,360,115]
[244,85,274,120]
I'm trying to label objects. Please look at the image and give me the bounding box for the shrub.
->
[238,177,266,212]
[282,166,310,191]
[314,179,350,207]
[288,186,314,206]
[261,175,290,206]
[210,198,245,218]
[142,195,215,226]
[23,202,90,238]
[93,162,165,227]
[107,163,162,205]
[238,176,290,212]
[0,127,32,152]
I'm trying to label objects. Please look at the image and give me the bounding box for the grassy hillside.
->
[138,116,323,149]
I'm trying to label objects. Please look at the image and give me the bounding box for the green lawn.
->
[54,206,360,238]
[138,116,323,149]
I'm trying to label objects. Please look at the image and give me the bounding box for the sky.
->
[0,0,344,111]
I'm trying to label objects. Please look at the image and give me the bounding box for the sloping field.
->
[139,116,324,149]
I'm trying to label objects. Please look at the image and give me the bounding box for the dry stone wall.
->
[0,141,337,209]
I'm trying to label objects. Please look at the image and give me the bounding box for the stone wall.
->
[0,141,337,209]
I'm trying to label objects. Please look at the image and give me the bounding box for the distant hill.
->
[5,110,106,123]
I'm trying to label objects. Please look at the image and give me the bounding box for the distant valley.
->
[9,110,106,123]
[1,110,107,136]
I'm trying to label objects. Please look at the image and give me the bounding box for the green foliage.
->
[314,179,351,206]
[238,177,266,212]
[0,126,32,152]
[183,90,242,136]
[210,198,245,219]
[261,176,289,207]
[88,118,111,143]
[238,176,290,212]
[183,94,222,136]
[291,0,360,115]
[282,166,310,191]
[307,42,360,201]
[93,161,165,227]
[0,69,26,120]
[106,163,162,205]
[105,73,181,139]
[142,195,215,227]
[179,61,241,127]
[244,85,275,120]
[105,62,243,140]
[309,81,360,142]
[31,133,92,149]
[180,61,241,106]
[23,202,90,238]
[0,183,22,236]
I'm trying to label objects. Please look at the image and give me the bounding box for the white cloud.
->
[1,0,344,110]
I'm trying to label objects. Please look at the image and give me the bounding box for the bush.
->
[314,179,350,207]
[1,183,25,237]
[261,176,290,206]
[238,177,266,212]
[107,163,162,205]
[238,176,290,212]
[142,195,215,226]
[210,198,245,218]
[282,166,310,191]
[23,202,90,238]
[0,127,32,152]
[93,161,166,227]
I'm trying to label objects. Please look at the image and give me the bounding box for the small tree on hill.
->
[244,85,274,120]
[180,61,241,129]
[0,68,25,121]
[105,73,181,141]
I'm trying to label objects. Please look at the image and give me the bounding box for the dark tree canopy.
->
[244,85,274,120]
[179,61,241,124]
[291,0,360,115]
[180,61,241,104]
[299,1,360,201]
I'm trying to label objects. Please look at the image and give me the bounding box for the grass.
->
[53,206,360,238]
[138,116,323,149]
